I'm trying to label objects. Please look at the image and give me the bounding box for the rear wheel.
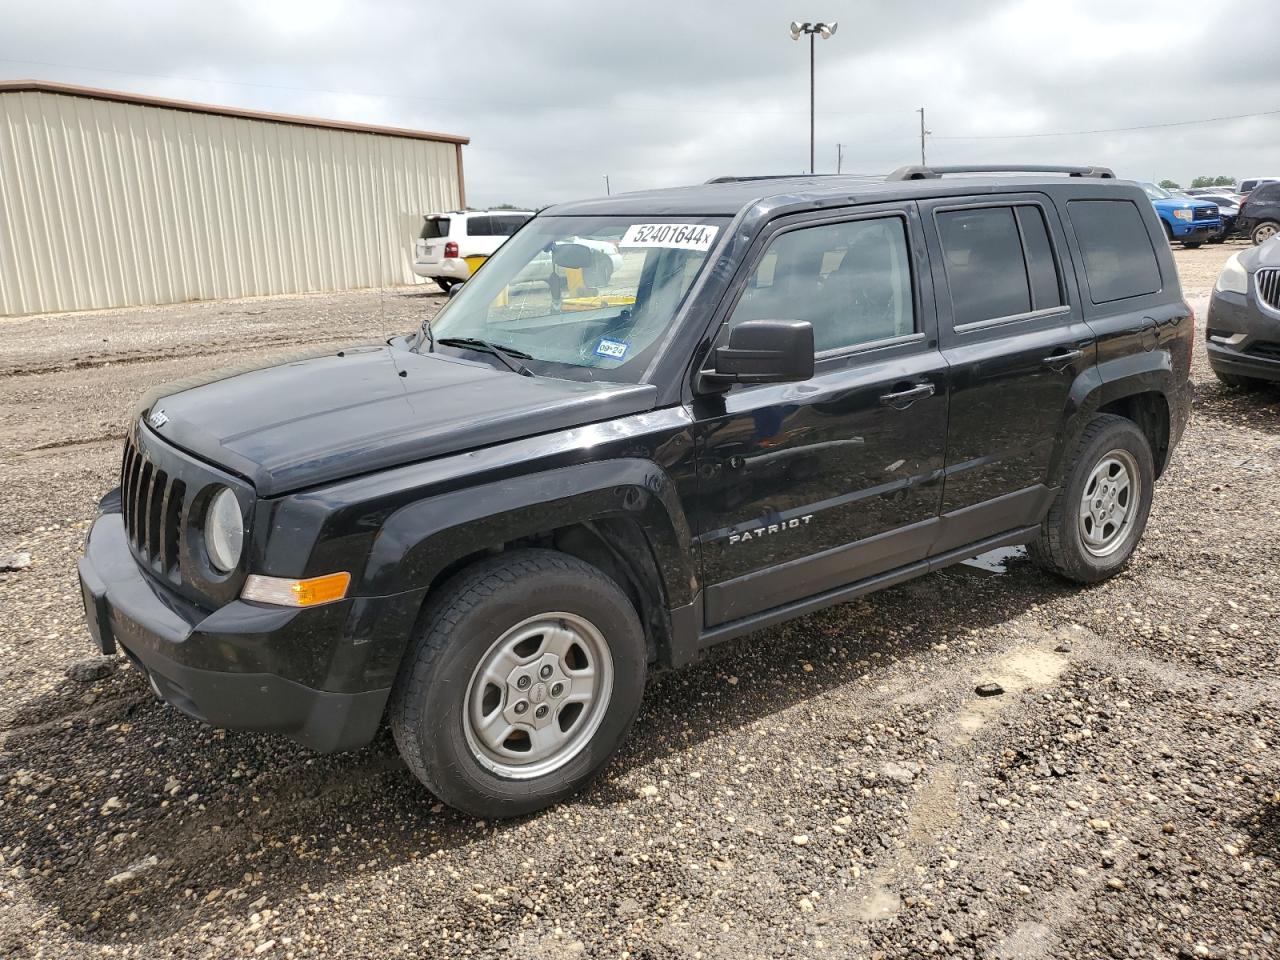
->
[435,278,457,294]
[389,549,647,818]
[1252,220,1279,245]
[1029,415,1154,584]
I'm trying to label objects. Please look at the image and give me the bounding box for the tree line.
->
[1157,176,1238,190]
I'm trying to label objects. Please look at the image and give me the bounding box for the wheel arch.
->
[1056,361,1177,483]
[364,458,698,668]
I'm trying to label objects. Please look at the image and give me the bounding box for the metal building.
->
[0,80,468,316]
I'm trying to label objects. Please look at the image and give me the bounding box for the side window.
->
[1016,206,1064,311]
[937,204,1065,326]
[465,215,492,236]
[1066,200,1162,304]
[728,217,915,354]
[491,215,528,236]
[937,207,1031,325]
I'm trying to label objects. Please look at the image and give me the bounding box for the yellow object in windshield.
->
[561,294,638,312]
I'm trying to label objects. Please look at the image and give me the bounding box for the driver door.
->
[691,204,949,627]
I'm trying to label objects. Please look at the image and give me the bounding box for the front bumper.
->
[77,502,401,753]
[1168,219,1221,241]
[1206,290,1280,383]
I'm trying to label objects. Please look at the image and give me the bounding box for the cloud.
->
[2,0,1277,205]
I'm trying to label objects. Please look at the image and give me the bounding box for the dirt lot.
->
[1,242,1278,960]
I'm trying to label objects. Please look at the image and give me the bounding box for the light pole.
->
[916,107,930,166]
[790,20,838,175]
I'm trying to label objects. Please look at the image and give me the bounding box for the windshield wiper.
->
[436,337,535,376]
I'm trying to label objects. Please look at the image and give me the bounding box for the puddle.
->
[958,544,1026,576]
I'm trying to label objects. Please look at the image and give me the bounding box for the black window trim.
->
[710,208,925,370]
[931,198,1069,334]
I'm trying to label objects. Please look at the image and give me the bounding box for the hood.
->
[1241,235,1280,270]
[143,346,658,495]
[1154,196,1217,212]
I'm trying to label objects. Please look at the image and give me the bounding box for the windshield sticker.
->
[595,338,629,360]
[620,223,719,251]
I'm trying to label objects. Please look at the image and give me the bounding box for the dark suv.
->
[78,164,1193,817]
[1238,182,1280,245]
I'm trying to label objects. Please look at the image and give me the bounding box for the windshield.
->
[1142,183,1172,200]
[417,215,727,382]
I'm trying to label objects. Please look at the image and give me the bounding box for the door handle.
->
[1042,348,1084,371]
[879,382,935,408]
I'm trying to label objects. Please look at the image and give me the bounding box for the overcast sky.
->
[4,0,1278,208]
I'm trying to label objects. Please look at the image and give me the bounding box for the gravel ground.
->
[1,241,1278,960]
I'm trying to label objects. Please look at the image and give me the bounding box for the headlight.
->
[1173,209,1193,221]
[204,487,244,573]
[1214,253,1249,295]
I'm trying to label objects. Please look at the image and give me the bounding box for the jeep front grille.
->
[120,434,186,579]
[1257,269,1280,311]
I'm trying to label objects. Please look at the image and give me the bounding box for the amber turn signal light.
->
[241,571,351,607]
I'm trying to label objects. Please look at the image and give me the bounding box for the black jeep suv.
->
[79,164,1193,817]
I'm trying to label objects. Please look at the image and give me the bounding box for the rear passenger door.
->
[920,196,1095,553]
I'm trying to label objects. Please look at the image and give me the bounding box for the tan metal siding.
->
[0,89,462,316]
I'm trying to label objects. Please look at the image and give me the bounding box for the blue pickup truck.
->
[1140,182,1222,248]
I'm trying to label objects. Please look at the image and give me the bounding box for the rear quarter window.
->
[1066,200,1162,304]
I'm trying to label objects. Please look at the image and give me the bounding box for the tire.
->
[1182,241,1202,249]
[389,549,647,818]
[434,278,456,294]
[1029,414,1154,584]
[1252,220,1279,245]
[1215,369,1264,391]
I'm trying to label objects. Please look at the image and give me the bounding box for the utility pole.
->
[809,31,815,173]
[603,175,611,195]
[916,107,929,166]
[836,143,844,174]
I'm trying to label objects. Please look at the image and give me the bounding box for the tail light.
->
[444,241,459,259]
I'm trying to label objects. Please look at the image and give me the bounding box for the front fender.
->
[362,458,698,605]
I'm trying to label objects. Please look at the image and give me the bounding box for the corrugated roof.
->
[0,79,469,145]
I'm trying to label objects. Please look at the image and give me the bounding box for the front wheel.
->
[1182,241,1202,249]
[1252,220,1279,245]
[1029,414,1154,584]
[389,549,647,818]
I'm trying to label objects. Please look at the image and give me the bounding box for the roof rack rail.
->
[886,164,1115,181]
[705,174,837,184]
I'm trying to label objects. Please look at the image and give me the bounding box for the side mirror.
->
[700,319,814,389]
[448,282,465,298]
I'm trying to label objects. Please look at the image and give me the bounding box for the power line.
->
[933,108,1280,141]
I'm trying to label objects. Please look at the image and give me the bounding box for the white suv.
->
[412,210,533,293]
